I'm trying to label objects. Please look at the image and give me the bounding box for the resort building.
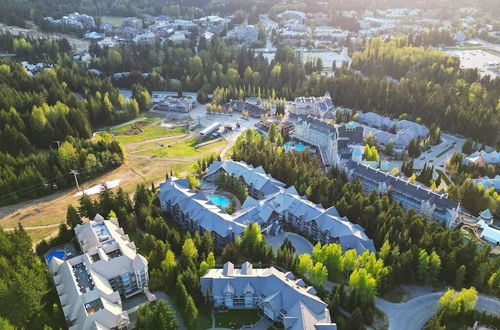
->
[292,115,340,167]
[159,161,375,253]
[337,121,364,159]
[154,96,195,112]
[223,100,270,118]
[48,215,150,330]
[201,262,337,330]
[357,112,429,154]
[159,177,247,248]
[288,93,334,117]
[203,161,285,200]
[344,161,460,225]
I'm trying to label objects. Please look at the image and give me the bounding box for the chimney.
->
[223,262,234,276]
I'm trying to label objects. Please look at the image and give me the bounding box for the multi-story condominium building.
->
[337,121,364,159]
[203,161,285,200]
[159,177,247,248]
[201,262,337,329]
[292,115,340,167]
[48,215,149,330]
[288,93,334,117]
[159,161,375,253]
[357,112,429,154]
[344,161,460,225]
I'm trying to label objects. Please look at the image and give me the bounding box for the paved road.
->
[376,292,500,330]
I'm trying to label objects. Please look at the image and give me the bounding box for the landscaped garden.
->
[214,309,261,329]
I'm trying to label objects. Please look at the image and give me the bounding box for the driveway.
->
[265,231,314,255]
[376,292,500,330]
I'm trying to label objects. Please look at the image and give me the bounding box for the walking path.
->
[154,291,187,330]
[376,291,500,330]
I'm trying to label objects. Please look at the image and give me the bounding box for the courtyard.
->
[214,309,262,329]
[265,231,314,255]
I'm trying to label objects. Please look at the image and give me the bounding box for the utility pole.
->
[69,169,80,190]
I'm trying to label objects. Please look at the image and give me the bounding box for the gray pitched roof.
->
[202,262,334,329]
[345,161,459,213]
[159,177,246,237]
[162,162,374,253]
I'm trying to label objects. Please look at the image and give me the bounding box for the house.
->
[122,17,143,30]
[159,161,375,253]
[474,176,500,191]
[464,151,500,166]
[344,161,460,225]
[223,100,270,118]
[226,25,259,45]
[168,31,188,44]
[48,215,150,330]
[292,116,340,167]
[134,32,156,45]
[358,112,396,130]
[276,10,307,21]
[288,92,334,117]
[197,15,229,35]
[172,19,198,31]
[120,26,139,39]
[44,12,95,30]
[313,26,349,43]
[478,211,500,245]
[201,262,337,330]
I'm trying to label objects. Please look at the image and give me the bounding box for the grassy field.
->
[99,16,126,26]
[134,137,226,158]
[0,115,227,242]
[113,123,186,144]
[214,309,261,329]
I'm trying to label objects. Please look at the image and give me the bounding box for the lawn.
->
[135,137,226,158]
[214,309,261,329]
[99,16,126,26]
[114,124,186,145]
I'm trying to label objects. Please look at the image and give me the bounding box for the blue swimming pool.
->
[46,250,66,263]
[284,142,307,152]
[295,143,306,151]
[209,195,230,208]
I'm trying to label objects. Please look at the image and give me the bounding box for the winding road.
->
[376,292,500,330]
